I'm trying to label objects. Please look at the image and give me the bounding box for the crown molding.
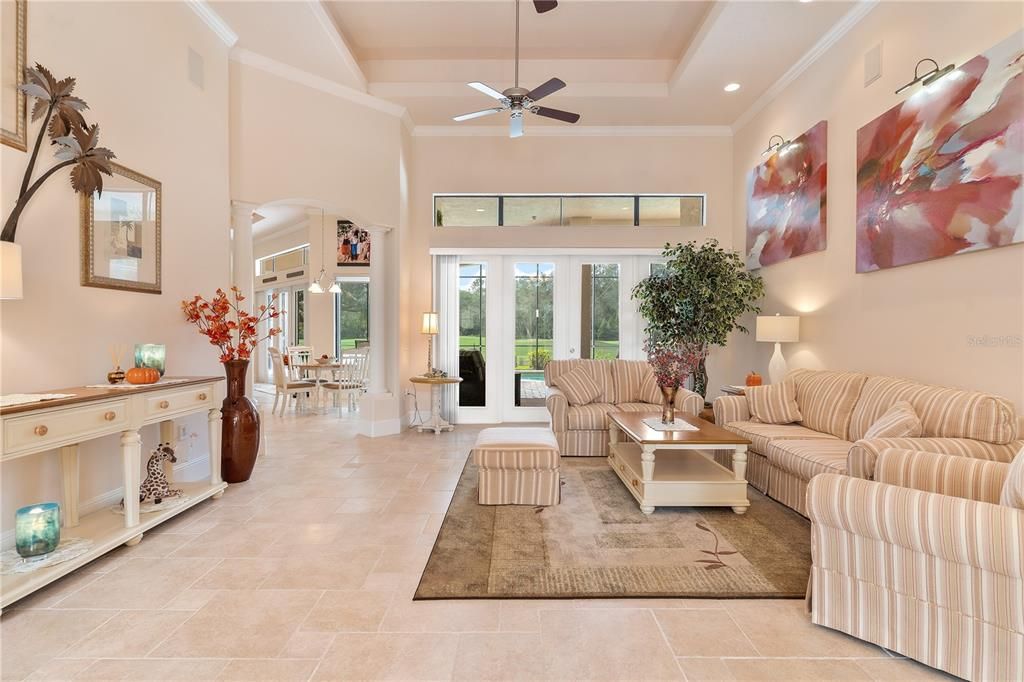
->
[731,0,879,132]
[412,125,732,138]
[185,0,238,48]
[231,48,408,119]
[307,0,368,92]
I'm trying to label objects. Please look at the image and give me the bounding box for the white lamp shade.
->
[756,314,799,343]
[0,242,23,300]
[421,311,439,335]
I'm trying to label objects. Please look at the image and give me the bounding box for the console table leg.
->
[208,407,223,489]
[59,444,80,528]
[120,430,142,528]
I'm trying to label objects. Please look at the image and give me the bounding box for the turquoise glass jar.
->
[15,502,61,558]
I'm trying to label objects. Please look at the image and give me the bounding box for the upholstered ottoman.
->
[470,428,561,505]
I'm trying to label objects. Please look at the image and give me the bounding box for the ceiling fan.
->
[452,0,580,138]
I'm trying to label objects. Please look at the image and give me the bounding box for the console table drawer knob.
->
[198,393,207,401]
[34,425,48,436]
[103,411,116,421]
[159,400,170,409]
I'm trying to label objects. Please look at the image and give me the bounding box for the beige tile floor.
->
[1,398,957,681]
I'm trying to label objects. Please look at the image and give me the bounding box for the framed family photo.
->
[81,162,162,294]
[337,219,371,266]
[1,0,27,150]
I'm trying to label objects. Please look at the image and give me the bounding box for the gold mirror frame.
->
[80,162,162,294]
[1,0,27,150]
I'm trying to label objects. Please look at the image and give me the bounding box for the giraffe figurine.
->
[139,442,183,505]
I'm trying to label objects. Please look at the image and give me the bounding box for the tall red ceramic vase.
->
[220,359,260,483]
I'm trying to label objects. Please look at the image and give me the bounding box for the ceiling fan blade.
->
[532,106,581,124]
[510,115,524,138]
[526,77,566,102]
[467,81,506,101]
[534,0,558,13]
[453,108,504,122]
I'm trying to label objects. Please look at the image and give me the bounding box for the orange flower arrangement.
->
[181,287,281,363]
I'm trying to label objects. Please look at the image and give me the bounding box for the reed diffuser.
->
[107,343,128,384]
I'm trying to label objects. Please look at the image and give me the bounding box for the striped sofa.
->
[545,359,703,457]
[712,369,1022,516]
[808,448,1023,680]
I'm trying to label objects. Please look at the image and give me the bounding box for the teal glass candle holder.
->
[134,343,166,376]
[15,502,61,559]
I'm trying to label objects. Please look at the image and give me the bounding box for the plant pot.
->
[660,385,677,424]
[221,359,260,483]
[0,241,24,300]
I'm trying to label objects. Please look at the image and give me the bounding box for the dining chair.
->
[269,347,316,415]
[323,347,370,415]
[285,345,315,382]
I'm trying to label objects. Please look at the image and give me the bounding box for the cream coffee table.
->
[607,412,752,515]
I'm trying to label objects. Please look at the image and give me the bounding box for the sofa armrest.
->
[713,395,749,425]
[847,437,1022,480]
[546,387,569,433]
[675,388,704,415]
[874,448,1009,503]
[808,474,1024,577]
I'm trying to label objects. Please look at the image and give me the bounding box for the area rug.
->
[415,457,811,600]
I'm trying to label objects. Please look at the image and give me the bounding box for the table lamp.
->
[421,311,440,376]
[756,314,800,385]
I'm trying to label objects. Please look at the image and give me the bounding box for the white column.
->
[231,201,258,397]
[359,224,400,437]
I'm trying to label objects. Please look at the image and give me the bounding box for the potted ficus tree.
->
[1,65,116,299]
[632,240,764,403]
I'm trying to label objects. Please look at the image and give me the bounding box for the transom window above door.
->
[434,194,705,228]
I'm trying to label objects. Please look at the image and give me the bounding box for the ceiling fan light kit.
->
[453,0,580,138]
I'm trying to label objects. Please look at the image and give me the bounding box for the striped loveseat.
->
[545,359,703,457]
[808,448,1024,680]
[713,368,1022,515]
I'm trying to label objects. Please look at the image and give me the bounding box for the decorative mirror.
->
[81,162,162,294]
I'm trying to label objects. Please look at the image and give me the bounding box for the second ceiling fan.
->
[453,0,581,138]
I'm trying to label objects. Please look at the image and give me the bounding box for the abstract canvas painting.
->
[856,31,1023,272]
[745,120,828,269]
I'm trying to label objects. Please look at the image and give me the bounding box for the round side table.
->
[409,375,463,434]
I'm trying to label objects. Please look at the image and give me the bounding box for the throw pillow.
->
[551,367,602,406]
[745,383,802,424]
[863,400,923,439]
[1000,447,1024,510]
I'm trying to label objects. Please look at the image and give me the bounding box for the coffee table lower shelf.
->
[608,442,749,515]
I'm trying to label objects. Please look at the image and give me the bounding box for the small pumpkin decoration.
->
[745,371,763,387]
[126,367,160,385]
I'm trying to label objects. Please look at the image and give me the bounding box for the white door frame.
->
[455,256,503,424]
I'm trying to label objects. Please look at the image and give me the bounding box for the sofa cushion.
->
[545,359,616,403]
[551,366,602,406]
[787,369,867,440]
[849,375,1018,444]
[613,360,653,403]
[637,373,667,405]
[615,402,659,414]
[723,421,839,454]
[863,400,922,439]
[746,383,802,424]
[1001,447,1024,510]
[766,439,854,480]
[567,403,618,430]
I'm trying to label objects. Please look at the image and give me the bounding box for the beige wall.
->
[0,2,231,537]
[729,2,1024,410]
[402,133,735,391]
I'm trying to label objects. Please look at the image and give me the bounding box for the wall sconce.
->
[761,135,790,157]
[895,58,955,95]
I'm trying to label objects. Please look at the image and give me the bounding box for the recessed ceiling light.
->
[475,208,486,212]
[724,83,741,92]
[799,0,813,3]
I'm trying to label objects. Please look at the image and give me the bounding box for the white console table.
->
[0,376,226,609]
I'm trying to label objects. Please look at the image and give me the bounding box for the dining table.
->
[293,361,343,411]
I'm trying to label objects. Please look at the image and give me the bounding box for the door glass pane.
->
[639,196,704,227]
[650,262,668,277]
[458,264,487,407]
[434,196,499,226]
[294,289,306,346]
[561,197,633,226]
[335,281,370,355]
[581,264,619,360]
[503,197,561,226]
[514,263,553,407]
